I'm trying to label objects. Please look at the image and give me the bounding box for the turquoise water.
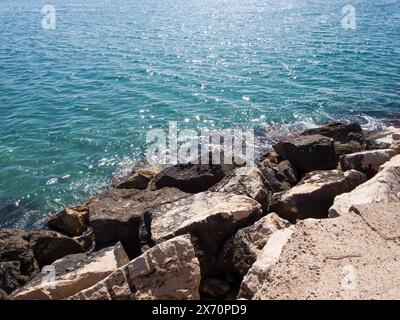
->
[0,0,399,229]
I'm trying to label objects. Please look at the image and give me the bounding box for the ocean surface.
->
[0,0,399,229]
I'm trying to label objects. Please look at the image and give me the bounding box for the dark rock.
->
[218,213,291,277]
[273,134,337,173]
[152,163,225,193]
[200,277,230,299]
[0,288,8,300]
[301,121,362,143]
[259,159,299,193]
[88,187,190,258]
[334,141,363,158]
[0,261,21,294]
[47,204,89,237]
[270,170,367,222]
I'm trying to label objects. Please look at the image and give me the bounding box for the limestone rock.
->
[142,192,262,276]
[301,121,362,143]
[340,149,396,178]
[211,167,271,210]
[11,242,129,300]
[249,203,400,300]
[218,213,291,277]
[88,187,189,258]
[238,226,294,299]
[0,261,21,294]
[47,204,89,237]
[271,170,367,222]
[114,164,165,190]
[363,127,400,150]
[69,235,201,300]
[329,154,400,217]
[334,141,363,158]
[273,134,337,173]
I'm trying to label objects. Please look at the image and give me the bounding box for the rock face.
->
[329,154,400,217]
[238,226,294,299]
[142,192,262,276]
[273,134,337,173]
[340,149,397,178]
[11,242,129,300]
[0,230,83,294]
[271,170,367,222]
[249,203,400,300]
[69,235,201,300]
[88,187,189,258]
[301,121,362,143]
[259,159,299,193]
[114,165,165,189]
[47,204,89,237]
[218,213,291,277]
[152,163,226,193]
[211,167,271,210]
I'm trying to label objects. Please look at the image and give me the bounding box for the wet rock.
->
[301,121,362,143]
[340,149,397,178]
[114,164,165,190]
[200,277,230,299]
[249,203,400,300]
[334,141,363,158]
[259,159,299,193]
[211,167,271,210]
[47,204,89,237]
[88,187,189,258]
[142,191,262,276]
[273,134,337,173]
[271,170,367,222]
[218,213,291,277]
[11,242,129,300]
[329,154,400,217]
[69,235,201,300]
[238,226,294,299]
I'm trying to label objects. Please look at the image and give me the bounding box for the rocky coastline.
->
[1,121,400,300]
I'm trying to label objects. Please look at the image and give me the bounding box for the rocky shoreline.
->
[1,121,400,300]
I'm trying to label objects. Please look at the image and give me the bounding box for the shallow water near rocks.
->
[0,0,399,228]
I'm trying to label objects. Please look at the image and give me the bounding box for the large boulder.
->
[271,170,367,222]
[0,230,83,294]
[69,235,201,300]
[340,149,397,178]
[238,226,294,299]
[329,154,400,217]
[152,163,225,193]
[47,204,89,237]
[11,242,129,300]
[248,203,400,299]
[113,164,165,190]
[273,134,337,173]
[218,213,291,277]
[142,192,262,276]
[211,167,271,210]
[301,121,362,143]
[88,187,189,258]
[259,159,299,193]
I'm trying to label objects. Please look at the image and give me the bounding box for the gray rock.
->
[0,261,21,294]
[271,170,367,222]
[69,235,201,300]
[301,121,362,143]
[259,159,299,193]
[273,134,337,173]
